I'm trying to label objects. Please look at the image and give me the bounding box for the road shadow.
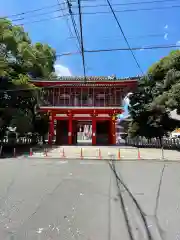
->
[0,144,60,158]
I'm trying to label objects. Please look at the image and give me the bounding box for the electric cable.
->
[2,0,180,20]
[77,0,86,80]
[56,44,180,57]
[66,0,82,49]
[106,0,144,75]
[57,0,81,52]
[1,44,179,62]
[9,5,180,25]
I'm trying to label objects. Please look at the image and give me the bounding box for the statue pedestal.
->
[116,118,131,144]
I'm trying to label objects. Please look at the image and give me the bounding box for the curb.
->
[21,156,178,162]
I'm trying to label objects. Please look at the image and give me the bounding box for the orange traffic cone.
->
[44,148,48,157]
[61,148,66,158]
[80,148,83,160]
[29,148,33,156]
[138,148,141,160]
[13,148,16,158]
[118,148,121,160]
[98,148,102,159]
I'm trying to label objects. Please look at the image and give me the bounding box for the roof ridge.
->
[30,76,140,81]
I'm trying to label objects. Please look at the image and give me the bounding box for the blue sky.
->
[1,0,180,77]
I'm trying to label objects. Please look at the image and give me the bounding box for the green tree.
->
[34,113,49,143]
[129,50,180,138]
[0,18,56,79]
[0,18,56,139]
[9,109,33,135]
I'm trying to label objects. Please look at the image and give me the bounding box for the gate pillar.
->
[68,112,73,145]
[92,115,96,145]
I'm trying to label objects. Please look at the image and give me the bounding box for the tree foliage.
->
[0,18,56,138]
[0,18,56,78]
[129,50,180,138]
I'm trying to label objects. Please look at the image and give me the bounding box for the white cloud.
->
[176,40,180,46]
[164,33,168,40]
[54,64,72,76]
[164,24,168,29]
[176,41,180,49]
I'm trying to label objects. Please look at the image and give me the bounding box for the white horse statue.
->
[116,92,133,123]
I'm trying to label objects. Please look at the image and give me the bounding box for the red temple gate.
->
[31,76,137,145]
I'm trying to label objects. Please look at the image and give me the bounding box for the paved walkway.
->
[28,146,180,161]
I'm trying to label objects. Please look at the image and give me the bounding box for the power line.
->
[9,4,177,44]
[11,8,63,22]
[66,0,88,76]
[65,0,90,75]
[5,43,177,58]
[56,44,180,57]
[2,0,180,20]
[81,5,180,15]
[11,4,180,26]
[77,0,86,80]
[86,44,180,52]
[13,13,68,26]
[74,0,180,8]
[67,32,177,41]
[66,0,81,50]
[57,1,74,39]
[2,44,179,60]
[57,0,81,52]
[56,0,89,75]
[0,4,60,19]
[106,0,144,75]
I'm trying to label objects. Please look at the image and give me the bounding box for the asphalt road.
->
[0,158,179,240]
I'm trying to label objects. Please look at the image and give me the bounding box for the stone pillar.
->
[92,116,96,145]
[88,97,93,106]
[68,113,73,145]
[74,96,79,106]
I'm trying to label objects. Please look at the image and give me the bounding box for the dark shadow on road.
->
[0,144,60,158]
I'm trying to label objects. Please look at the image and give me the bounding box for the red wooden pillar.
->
[68,113,73,145]
[72,120,77,144]
[92,116,96,145]
[48,113,54,145]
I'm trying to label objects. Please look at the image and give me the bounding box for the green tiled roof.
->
[41,83,135,88]
[31,75,139,82]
